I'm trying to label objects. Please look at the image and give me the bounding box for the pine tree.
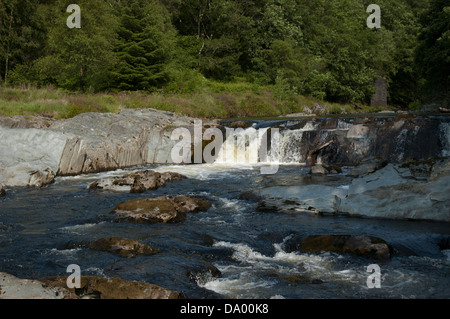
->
[112,0,178,91]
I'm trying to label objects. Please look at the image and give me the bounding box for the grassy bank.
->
[0,84,389,120]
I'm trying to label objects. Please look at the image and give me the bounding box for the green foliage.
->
[0,0,445,108]
[415,0,450,105]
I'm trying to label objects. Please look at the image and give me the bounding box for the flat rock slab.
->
[89,237,160,258]
[301,235,393,261]
[88,170,186,193]
[41,276,182,299]
[0,272,72,299]
[111,196,212,224]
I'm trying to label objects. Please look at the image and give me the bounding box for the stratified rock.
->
[89,237,160,258]
[88,170,186,193]
[42,276,182,299]
[111,196,211,224]
[301,235,393,261]
[347,157,388,177]
[0,126,67,187]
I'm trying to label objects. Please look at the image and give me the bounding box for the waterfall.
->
[214,121,321,166]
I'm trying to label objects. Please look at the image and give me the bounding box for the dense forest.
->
[0,0,449,108]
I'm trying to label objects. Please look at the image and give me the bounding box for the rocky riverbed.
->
[1,109,449,299]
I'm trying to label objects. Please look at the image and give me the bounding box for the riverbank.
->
[0,86,393,121]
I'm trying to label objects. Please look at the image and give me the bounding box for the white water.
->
[213,121,330,167]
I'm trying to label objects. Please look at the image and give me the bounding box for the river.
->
[0,161,449,299]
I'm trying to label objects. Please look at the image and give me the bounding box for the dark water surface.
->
[0,164,449,299]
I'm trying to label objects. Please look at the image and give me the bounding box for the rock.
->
[347,157,388,177]
[346,124,370,139]
[310,165,328,175]
[41,276,182,299]
[111,196,211,224]
[53,109,200,176]
[89,237,160,258]
[301,235,393,261]
[88,170,186,193]
[238,190,263,202]
[27,168,56,188]
[0,185,5,196]
[0,108,202,187]
[0,126,67,187]
[0,272,74,299]
[187,263,222,286]
[228,121,252,129]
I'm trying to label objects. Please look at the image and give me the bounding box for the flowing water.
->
[1,118,449,299]
[1,163,449,299]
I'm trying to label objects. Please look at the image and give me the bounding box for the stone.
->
[301,235,393,261]
[89,237,160,258]
[41,276,182,299]
[347,157,387,177]
[0,272,74,299]
[346,124,370,139]
[310,165,328,175]
[0,126,67,187]
[88,170,186,193]
[111,196,211,224]
[238,191,263,202]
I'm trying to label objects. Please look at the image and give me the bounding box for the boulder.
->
[347,157,388,177]
[300,235,393,261]
[89,237,160,258]
[88,170,186,193]
[111,196,211,224]
[0,272,74,299]
[41,276,182,299]
[0,126,67,187]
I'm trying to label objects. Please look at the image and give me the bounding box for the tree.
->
[34,0,118,92]
[0,0,47,85]
[112,0,179,91]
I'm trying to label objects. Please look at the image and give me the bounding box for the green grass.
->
[0,82,383,120]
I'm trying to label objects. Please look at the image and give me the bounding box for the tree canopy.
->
[1,0,446,107]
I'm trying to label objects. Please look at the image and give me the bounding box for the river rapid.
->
[0,162,449,299]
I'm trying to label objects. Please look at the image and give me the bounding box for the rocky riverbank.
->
[253,156,450,222]
[0,108,218,188]
[0,272,182,299]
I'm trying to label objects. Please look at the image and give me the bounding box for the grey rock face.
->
[0,109,204,187]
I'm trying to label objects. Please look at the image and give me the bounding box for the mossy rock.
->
[111,196,211,224]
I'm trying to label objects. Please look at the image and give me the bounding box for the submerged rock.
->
[89,237,160,258]
[42,276,182,299]
[111,196,211,224]
[301,235,393,261]
[88,170,186,193]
